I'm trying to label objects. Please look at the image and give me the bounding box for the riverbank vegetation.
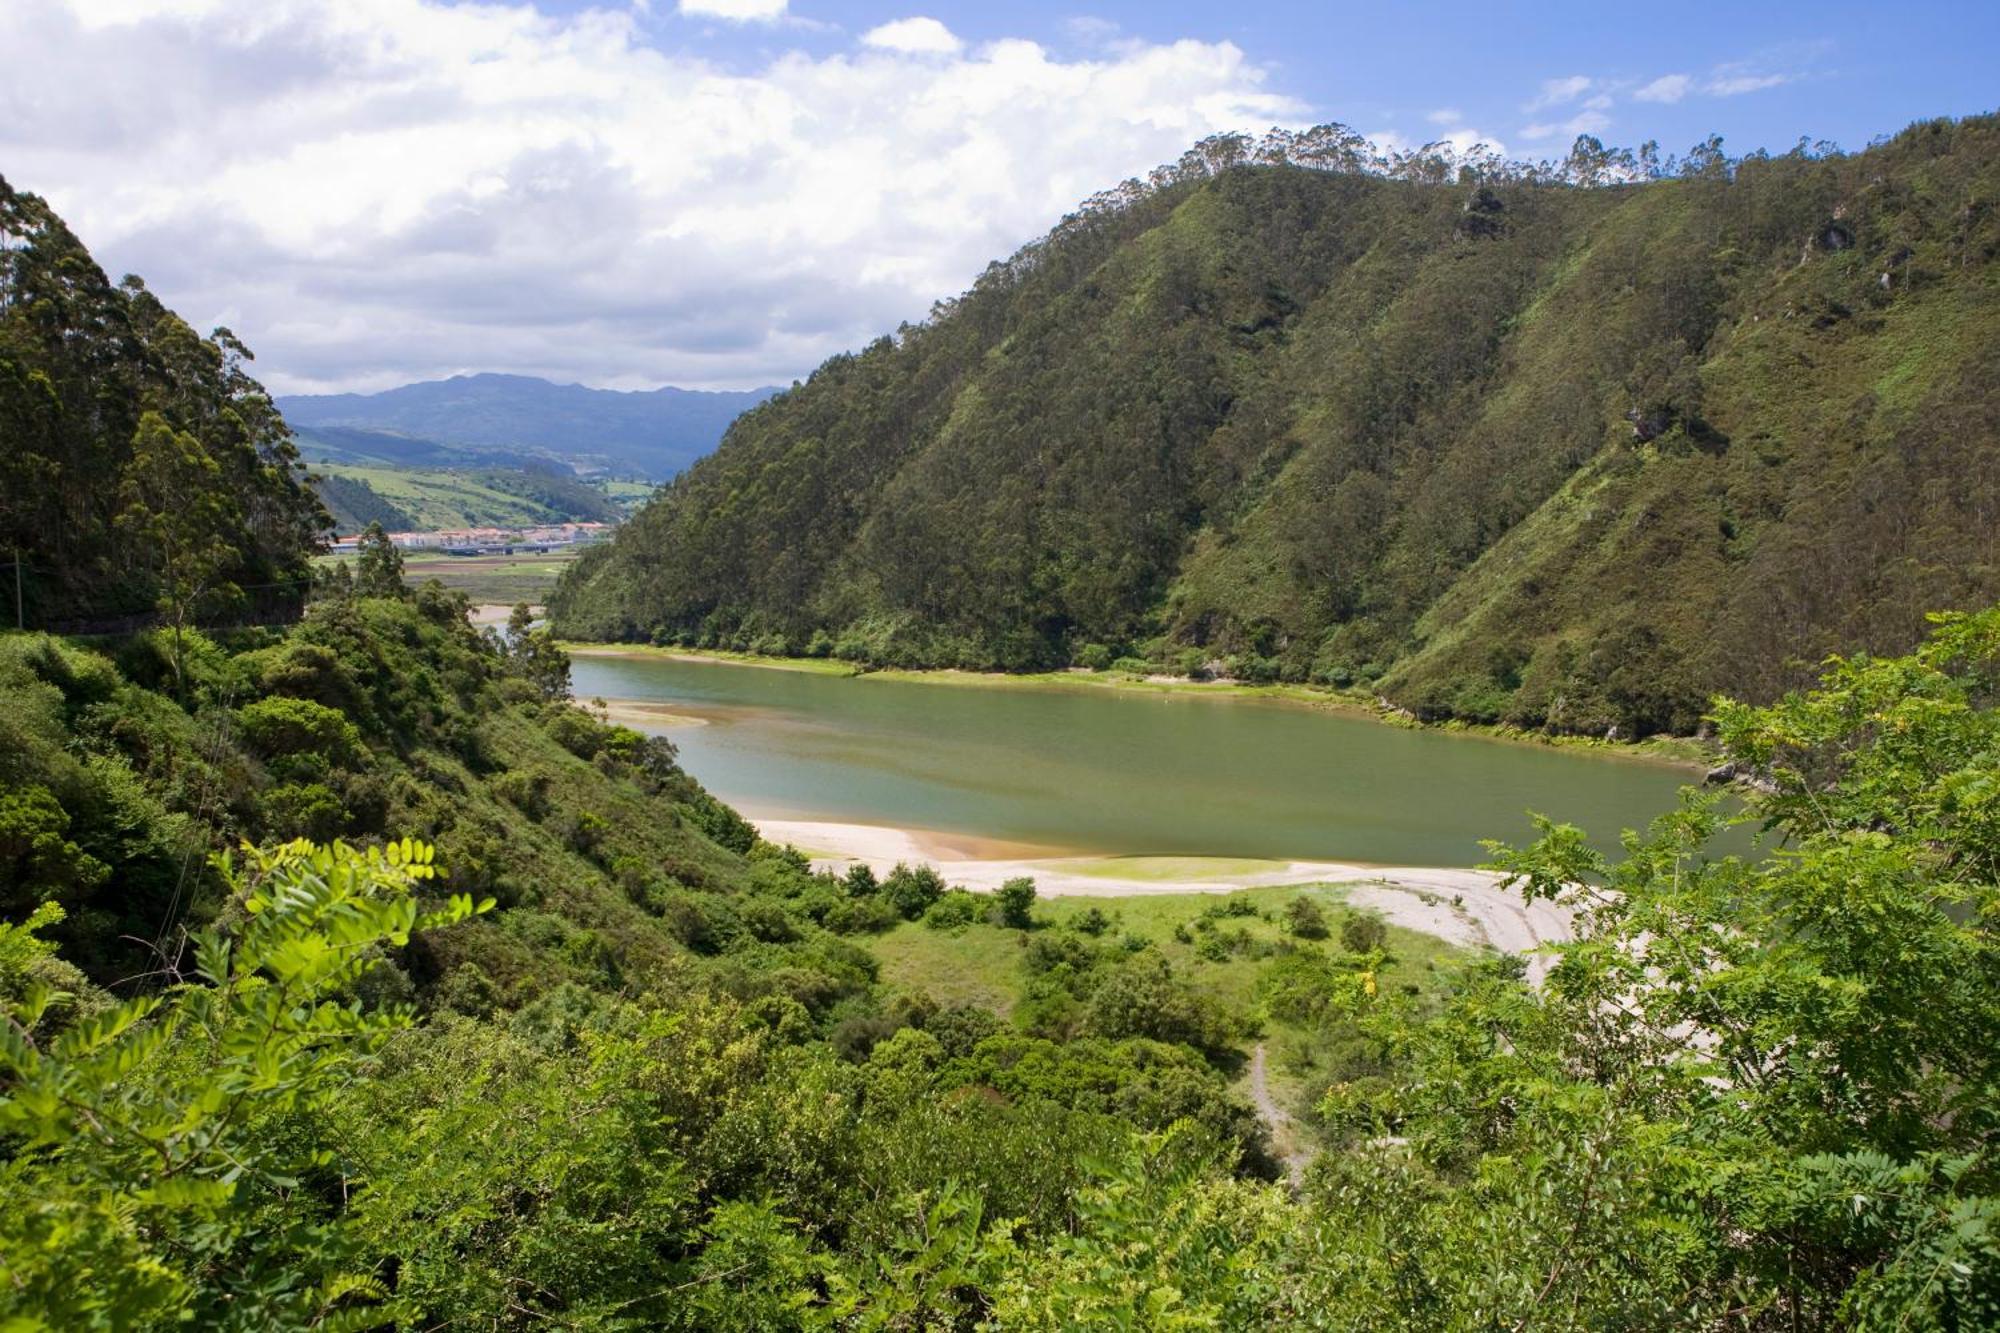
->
[553,115,2000,740]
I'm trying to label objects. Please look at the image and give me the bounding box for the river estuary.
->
[569,652,1709,868]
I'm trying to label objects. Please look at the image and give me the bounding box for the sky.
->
[1,1,1993,395]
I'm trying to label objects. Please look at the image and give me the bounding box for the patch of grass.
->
[871,884,1471,1024]
[319,548,586,605]
[318,464,566,530]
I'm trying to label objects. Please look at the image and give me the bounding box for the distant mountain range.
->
[278,373,781,481]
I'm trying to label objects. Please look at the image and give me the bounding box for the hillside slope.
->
[312,462,626,532]
[553,116,2000,735]
[281,373,778,481]
[0,176,329,630]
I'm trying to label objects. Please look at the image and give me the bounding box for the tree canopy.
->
[0,177,327,631]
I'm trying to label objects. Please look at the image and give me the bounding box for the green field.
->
[318,463,591,530]
[320,546,585,605]
[868,882,1472,1126]
[593,478,656,505]
[870,883,1464,1019]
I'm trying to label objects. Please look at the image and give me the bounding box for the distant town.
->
[328,521,612,556]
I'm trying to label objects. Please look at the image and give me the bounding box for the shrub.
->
[1071,905,1110,935]
[236,696,363,767]
[995,876,1037,929]
[1340,909,1389,955]
[822,894,902,935]
[1085,955,1237,1055]
[1074,643,1114,671]
[881,862,946,919]
[1286,896,1330,939]
[922,890,983,931]
[261,782,347,842]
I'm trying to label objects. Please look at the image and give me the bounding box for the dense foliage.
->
[0,176,328,631]
[555,115,2000,736]
[6,597,1996,1326]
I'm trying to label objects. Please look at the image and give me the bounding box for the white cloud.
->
[679,0,787,21]
[861,16,961,55]
[1707,70,1789,96]
[1633,72,1691,103]
[1523,74,1591,112]
[1,0,1302,393]
[1519,107,1611,143]
[1633,65,1792,104]
[1063,16,1120,45]
[1425,107,1463,126]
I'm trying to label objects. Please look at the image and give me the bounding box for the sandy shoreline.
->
[468,603,522,626]
[750,814,1572,973]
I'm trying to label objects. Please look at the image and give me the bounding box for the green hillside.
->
[553,116,2000,737]
[313,462,631,533]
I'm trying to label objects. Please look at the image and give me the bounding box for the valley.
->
[1,68,1996,1330]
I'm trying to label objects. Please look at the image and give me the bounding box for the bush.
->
[995,876,1037,929]
[881,862,946,920]
[922,890,983,931]
[1074,643,1114,671]
[261,782,347,842]
[1340,910,1389,955]
[493,768,554,821]
[822,894,902,935]
[1085,956,1237,1056]
[1071,905,1110,935]
[236,696,363,767]
[1286,896,1330,939]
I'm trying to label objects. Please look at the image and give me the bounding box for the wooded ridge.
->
[553,115,2000,737]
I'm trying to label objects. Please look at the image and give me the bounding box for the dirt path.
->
[1249,1042,1311,1187]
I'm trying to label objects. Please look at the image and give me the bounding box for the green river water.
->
[569,654,1707,868]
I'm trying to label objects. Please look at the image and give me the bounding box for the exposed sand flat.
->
[595,699,710,731]
[749,815,1573,967]
[468,603,523,626]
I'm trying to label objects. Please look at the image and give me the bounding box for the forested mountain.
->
[554,115,2000,736]
[0,176,328,631]
[280,373,779,482]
